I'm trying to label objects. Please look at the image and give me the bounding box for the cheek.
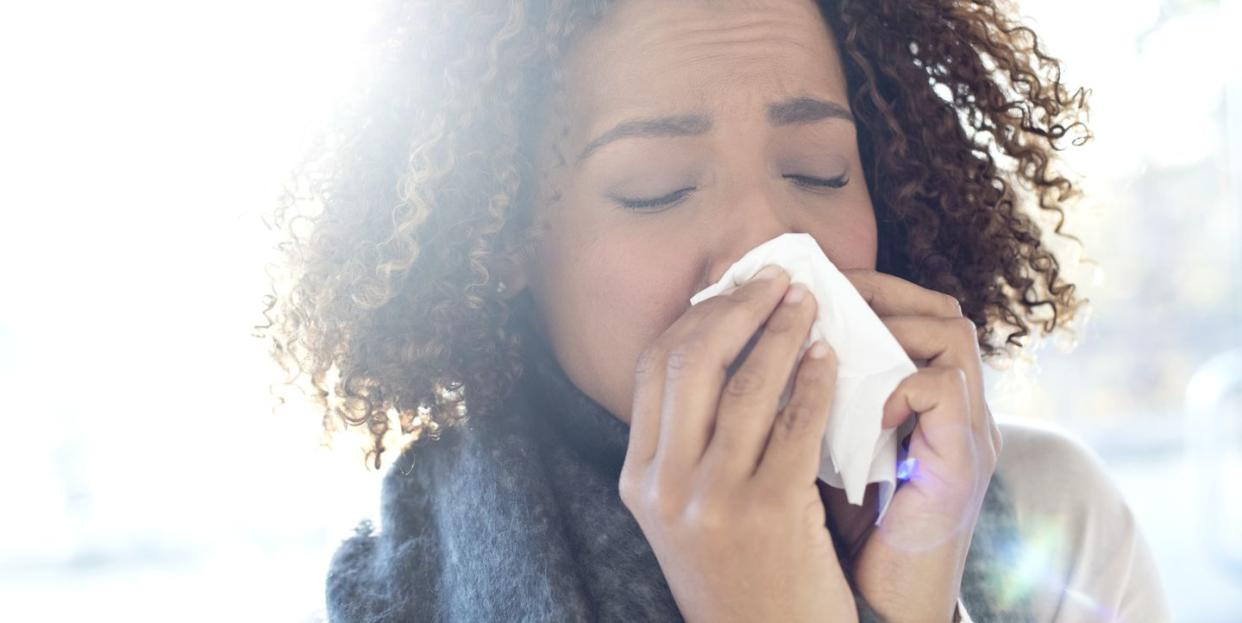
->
[817,206,878,271]
[808,182,879,271]
[533,218,695,420]
[596,237,693,342]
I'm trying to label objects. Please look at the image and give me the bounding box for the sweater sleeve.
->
[995,420,1172,623]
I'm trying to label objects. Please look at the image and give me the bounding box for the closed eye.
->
[613,187,695,211]
[613,173,848,211]
[785,173,849,189]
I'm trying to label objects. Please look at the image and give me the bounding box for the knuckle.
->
[952,316,978,342]
[933,365,969,389]
[647,468,689,515]
[683,495,728,533]
[951,366,970,386]
[949,368,970,398]
[639,481,678,523]
[634,345,662,378]
[619,466,684,523]
[666,340,707,376]
[705,427,743,460]
[779,402,816,437]
[724,367,765,398]
[765,304,800,333]
[941,293,964,317]
[618,467,643,507]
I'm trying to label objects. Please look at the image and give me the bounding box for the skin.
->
[505,0,1002,621]
[520,0,876,417]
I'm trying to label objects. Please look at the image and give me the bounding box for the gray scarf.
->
[325,331,1032,622]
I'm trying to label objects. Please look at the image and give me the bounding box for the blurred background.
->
[0,0,1238,620]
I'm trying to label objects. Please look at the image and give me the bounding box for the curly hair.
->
[258,0,1090,468]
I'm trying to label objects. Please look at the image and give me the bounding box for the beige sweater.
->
[960,421,1171,622]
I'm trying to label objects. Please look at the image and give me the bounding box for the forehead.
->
[561,0,848,127]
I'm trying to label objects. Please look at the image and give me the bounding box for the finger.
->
[879,367,993,539]
[754,340,837,489]
[841,269,963,318]
[881,316,981,364]
[820,480,881,560]
[625,266,787,466]
[624,345,668,470]
[699,283,818,483]
[882,315,988,436]
[881,367,975,469]
[652,265,791,471]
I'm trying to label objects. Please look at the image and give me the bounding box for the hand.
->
[619,265,858,623]
[823,270,1002,623]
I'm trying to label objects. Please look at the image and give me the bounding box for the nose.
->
[699,180,800,289]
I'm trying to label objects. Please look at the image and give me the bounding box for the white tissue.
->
[689,233,917,522]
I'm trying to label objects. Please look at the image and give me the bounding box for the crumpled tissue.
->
[689,233,917,522]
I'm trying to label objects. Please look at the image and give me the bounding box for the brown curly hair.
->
[258,0,1090,468]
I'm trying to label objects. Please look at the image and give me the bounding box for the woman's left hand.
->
[823,269,1003,623]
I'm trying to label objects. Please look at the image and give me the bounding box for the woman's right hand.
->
[618,264,859,623]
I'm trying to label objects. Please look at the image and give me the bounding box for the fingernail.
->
[808,340,828,359]
[752,264,784,282]
[783,283,806,305]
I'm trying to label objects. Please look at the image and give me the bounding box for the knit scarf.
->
[325,330,1032,622]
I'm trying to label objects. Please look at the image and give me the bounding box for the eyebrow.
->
[576,114,711,164]
[767,96,855,126]
[575,96,854,164]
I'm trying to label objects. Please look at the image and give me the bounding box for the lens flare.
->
[896,457,919,482]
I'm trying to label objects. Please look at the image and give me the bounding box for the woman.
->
[262,0,1169,620]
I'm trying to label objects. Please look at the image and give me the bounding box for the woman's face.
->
[523,0,877,423]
